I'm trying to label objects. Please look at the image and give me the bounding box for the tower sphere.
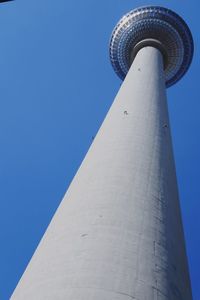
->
[110,6,194,87]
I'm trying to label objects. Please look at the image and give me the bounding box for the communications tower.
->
[11,6,193,300]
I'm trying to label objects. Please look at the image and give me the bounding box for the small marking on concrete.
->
[81,234,88,237]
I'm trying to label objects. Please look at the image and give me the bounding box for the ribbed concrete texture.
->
[11,47,192,300]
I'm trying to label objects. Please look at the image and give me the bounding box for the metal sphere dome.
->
[109,6,194,87]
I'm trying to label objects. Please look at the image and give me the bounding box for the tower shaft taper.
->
[11,47,192,299]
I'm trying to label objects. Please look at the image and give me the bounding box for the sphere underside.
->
[109,6,193,87]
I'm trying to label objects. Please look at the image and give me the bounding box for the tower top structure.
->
[109,6,194,87]
[0,0,13,3]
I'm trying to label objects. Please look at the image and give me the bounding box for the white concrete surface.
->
[11,47,192,300]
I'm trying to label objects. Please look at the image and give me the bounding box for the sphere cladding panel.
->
[109,6,194,87]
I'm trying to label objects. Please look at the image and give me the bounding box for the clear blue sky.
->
[0,0,199,299]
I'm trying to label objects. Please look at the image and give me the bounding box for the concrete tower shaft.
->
[11,46,192,300]
[11,6,193,300]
